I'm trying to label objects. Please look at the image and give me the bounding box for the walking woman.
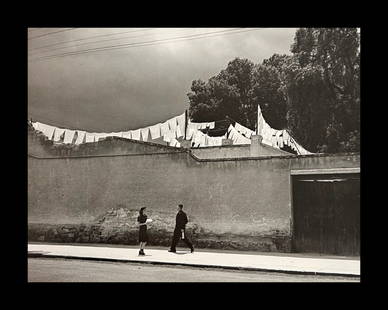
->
[137,207,151,256]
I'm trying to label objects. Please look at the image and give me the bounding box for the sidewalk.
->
[28,243,360,277]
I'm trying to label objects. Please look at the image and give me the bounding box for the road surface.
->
[28,257,359,282]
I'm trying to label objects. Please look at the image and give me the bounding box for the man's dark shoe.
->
[191,248,194,253]
[168,249,176,253]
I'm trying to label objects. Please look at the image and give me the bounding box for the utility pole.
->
[184,109,188,140]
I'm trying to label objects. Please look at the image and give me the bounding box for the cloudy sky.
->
[28,28,297,132]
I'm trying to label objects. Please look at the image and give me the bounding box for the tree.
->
[188,58,255,130]
[249,61,288,129]
[187,28,360,153]
[288,27,360,152]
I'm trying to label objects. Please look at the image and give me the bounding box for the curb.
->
[28,252,360,278]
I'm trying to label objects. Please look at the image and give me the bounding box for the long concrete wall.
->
[28,126,360,251]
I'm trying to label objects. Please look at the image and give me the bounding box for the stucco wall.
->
[27,126,360,252]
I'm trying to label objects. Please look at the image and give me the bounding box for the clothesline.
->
[30,105,313,154]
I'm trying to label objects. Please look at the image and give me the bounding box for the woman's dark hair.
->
[139,207,146,215]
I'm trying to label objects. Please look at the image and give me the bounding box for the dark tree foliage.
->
[288,27,360,152]
[187,28,360,153]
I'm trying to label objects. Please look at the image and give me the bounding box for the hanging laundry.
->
[160,121,170,137]
[227,125,235,140]
[140,127,150,141]
[199,133,207,146]
[176,125,183,138]
[193,131,202,145]
[185,128,194,140]
[176,113,186,136]
[207,137,214,147]
[149,123,161,140]
[32,122,41,132]
[130,129,141,141]
[235,122,254,138]
[234,122,243,134]
[163,130,174,143]
[39,123,56,140]
[63,129,76,144]
[187,123,198,131]
[228,125,251,145]
[85,132,95,143]
[53,127,65,142]
[75,131,86,145]
[207,122,215,129]
[188,121,208,130]
[122,131,132,139]
[107,132,123,138]
[94,133,108,142]
[170,138,178,147]
[167,117,178,131]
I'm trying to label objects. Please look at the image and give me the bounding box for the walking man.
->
[169,204,194,253]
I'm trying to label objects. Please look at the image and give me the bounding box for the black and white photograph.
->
[27,27,360,282]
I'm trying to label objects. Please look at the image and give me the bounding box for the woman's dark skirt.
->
[139,225,148,243]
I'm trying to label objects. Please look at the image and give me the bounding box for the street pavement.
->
[28,257,360,282]
[28,243,360,277]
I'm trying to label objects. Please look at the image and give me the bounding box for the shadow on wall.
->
[28,207,291,252]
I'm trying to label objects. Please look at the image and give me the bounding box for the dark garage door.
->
[292,173,360,256]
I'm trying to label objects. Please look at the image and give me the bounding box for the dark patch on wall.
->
[28,208,291,252]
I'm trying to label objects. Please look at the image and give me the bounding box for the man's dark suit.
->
[169,210,193,252]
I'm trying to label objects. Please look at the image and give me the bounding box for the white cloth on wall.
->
[207,122,215,129]
[149,123,161,140]
[108,132,123,138]
[130,129,141,141]
[228,125,251,145]
[53,128,65,142]
[188,122,209,130]
[160,121,170,137]
[176,113,186,136]
[176,124,183,138]
[122,131,132,139]
[193,131,202,145]
[207,137,215,146]
[245,130,253,139]
[283,130,290,142]
[199,132,207,146]
[234,122,243,134]
[39,123,56,140]
[167,117,178,131]
[85,132,95,143]
[235,122,254,138]
[187,123,197,131]
[185,128,194,140]
[32,122,41,132]
[63,129,76,144]
[140,127,150,141]
[163,130,174,142]
[228,125,236,140]
[94,133,108,142]
[75,131,86,144]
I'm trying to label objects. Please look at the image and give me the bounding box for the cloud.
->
[28,28,296,132]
